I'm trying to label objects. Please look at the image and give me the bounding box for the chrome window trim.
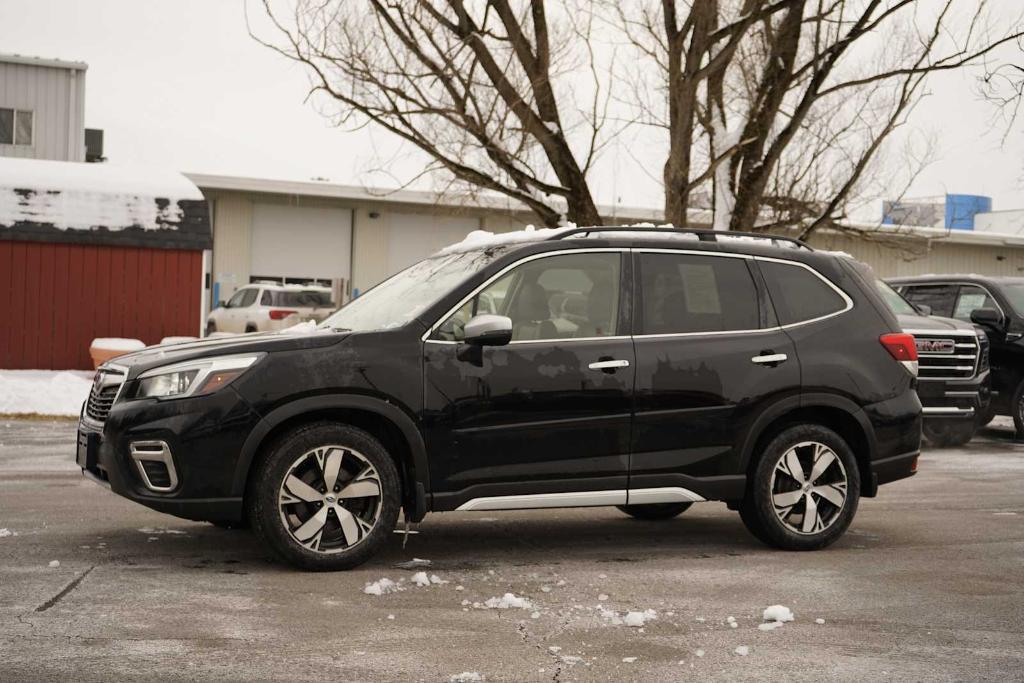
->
[421,248,629,344]
[896,281,1007,319]
[423,247,855,344]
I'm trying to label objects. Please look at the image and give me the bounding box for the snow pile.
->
[449,673,482,683]
[477,593,533,610]
[0,157,202,232]
[363,578,402,596]
[159,336,198,346]
[623,610,657,627]
[734,646,750,656]
[440,225,571,254]
[410,572,447,587]
[0,528,16,538]
[394,557,432,569]
[91,338,146,352]
[622,657,638,663]
[137,527,186,535]
[762,605,795,623]
[48,560,60,568]
[815,618,826,625]
[758,621,784,631]
[0,370,93,416]
[278,320,322,335]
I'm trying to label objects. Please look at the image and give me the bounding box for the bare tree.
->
[253,0,1024,234]
[250,0,625,227]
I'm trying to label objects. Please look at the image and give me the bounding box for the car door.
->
[628,250,800,501]
[220,289,249,333]
[422,249,634,510]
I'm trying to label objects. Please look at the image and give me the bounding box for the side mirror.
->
[970,307,1004,329]
[914,303,932,316]
[218,300,228,309]
[463,314,513,346]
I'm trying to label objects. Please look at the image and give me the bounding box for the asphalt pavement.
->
[1,418,1022,682]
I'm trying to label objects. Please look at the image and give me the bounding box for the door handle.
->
[588,359,630,371]
[751,353,788,365]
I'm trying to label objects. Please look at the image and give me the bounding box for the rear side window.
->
[899,284,957,318]
[639,253,759,334]
[759,261,847,325]
[270,290,336,308]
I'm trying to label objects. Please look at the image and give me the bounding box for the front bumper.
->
[916,370,990,420]
[77,386,262,523]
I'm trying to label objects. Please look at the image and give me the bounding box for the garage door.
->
[251,204,352,280]
[386,212,479,274]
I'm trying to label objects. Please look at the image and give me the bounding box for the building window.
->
[0,108,33,146]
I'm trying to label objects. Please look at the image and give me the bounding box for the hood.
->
[102,330,347,378]
[897,313,975,333]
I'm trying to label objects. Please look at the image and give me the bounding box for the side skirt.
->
[453,487,706,512]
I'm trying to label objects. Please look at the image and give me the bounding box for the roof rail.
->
[550,226,812,250]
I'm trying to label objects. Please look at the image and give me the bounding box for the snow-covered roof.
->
[0,157,210,250]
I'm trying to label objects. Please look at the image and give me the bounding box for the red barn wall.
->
[0,240,202,370]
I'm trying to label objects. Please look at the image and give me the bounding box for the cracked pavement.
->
[1,418,1023,681]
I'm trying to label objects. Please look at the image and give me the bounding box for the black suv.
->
[78,228,922,570]
[873,279,989,446]
[889,275,1022,433]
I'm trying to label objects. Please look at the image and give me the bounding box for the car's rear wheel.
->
[248,422,400,571]
[205,321,216,337]
[922,418,976,447]
[616,502,692,520]
[739,424,860,551]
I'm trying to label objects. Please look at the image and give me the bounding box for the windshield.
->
[320,249,503,332]
[999,282,1024,317]
[875,279,918,316]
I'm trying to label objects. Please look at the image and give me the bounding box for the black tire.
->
[616,502,692,520]
[205,321,216,337]
[922,418,976,448]
[1012,380,1024,437]
[247,422,400,571]
[976,403,997,428]
[739,424,860,551]
[244,324,257,334]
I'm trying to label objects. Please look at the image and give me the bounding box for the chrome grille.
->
[913,332,979,380]
[85,368,125,422]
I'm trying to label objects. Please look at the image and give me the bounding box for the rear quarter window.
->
[759,260,848,325]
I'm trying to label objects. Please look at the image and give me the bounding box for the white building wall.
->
[975,209,1024,236]
[0,58,86,162]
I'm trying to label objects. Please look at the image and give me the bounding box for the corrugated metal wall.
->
[0,240,202,369]
[0,61,85,162]
[807,233,1024,278]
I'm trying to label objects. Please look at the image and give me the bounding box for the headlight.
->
[134,354,262,400]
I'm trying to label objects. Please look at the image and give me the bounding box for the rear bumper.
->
[866,449,919,495]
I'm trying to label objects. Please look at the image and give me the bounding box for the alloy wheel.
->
[769,441,848,535]
[277,445,383,553]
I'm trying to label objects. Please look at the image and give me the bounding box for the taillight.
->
[880,332,918,376]
[268,309,298,320]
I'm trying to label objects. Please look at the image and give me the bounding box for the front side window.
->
[226,289,248,308]
[760,260,848,325]
[432,252,621,342]
[0,108,32,145]
[900,284,957,318]
[236,288,259,308]
[953,285,999,321]
[639,253,759,334]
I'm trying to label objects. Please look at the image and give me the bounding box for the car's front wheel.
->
[739,424,860,551]
[248,422,400,571]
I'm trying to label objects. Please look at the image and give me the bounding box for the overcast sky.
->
[2,0,1022,219]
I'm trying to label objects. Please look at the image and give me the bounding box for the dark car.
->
[871,279,989,446]
[889,275,1022,433]
[78,227,922,570]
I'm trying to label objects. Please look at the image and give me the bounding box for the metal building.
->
[0,53,88,162]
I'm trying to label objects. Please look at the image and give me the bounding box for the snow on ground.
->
[363,578,401,596]
[735,646,750,656]
[0,528,16,538]
[0,370,93,417]
[478,593,533,609]
[449,673,482,683]
[763,605,795,623]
